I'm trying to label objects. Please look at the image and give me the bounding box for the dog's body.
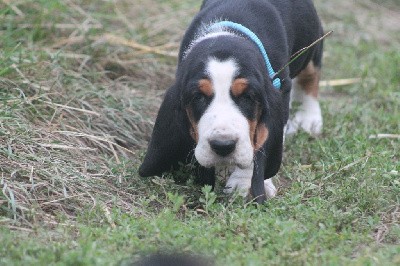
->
[139,0,324,203]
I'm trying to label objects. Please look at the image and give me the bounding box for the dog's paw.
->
[264,179,277,198]
[288,109,322,136]
[287,95,322,136]
[223,166,252,197]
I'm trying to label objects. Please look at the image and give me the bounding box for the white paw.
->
[289,110,322,136]
[223,165,252,197]
[264,179,277,198]
[287,95,322,136]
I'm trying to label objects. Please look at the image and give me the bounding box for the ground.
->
[0,0,399,265]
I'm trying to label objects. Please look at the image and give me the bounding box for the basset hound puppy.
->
[139,0,324,203]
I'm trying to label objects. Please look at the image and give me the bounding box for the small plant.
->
[199,185,217,214]
[167,192,185,213]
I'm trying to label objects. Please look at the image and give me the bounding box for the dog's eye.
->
[190,92,212,108]
[192,92,207,102]
[237,91,255,102]
[233,92,258,119]
[189,92,213,121]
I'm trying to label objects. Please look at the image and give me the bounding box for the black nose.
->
[209,139,237,157]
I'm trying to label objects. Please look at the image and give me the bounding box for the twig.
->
[29,165,34,188]
[113,0,136,33]
[43,220,77,227]
[44,49,91,60]
[369,134,400,139]
[40,193,87,205]
[55,130,135,155]
[109,142,121,164]
[2,0,24,17]
[5,225,33,232]
[101,203,116,228]
[274,31,333,77]
[41,100,101,116]
[11,64,51,91]
[17,23,102,30]
[375,224,389,243]
[323,155,370,180]
[320,78,361,87]
[95,34,178,58]
[38,143,97,151]
[64,0,102,29]
[51,36,86,48]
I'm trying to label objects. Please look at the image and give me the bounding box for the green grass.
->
[1,0,399,265]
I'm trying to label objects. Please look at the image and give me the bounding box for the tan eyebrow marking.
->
[231,78,249,97]
[198,79,213,97]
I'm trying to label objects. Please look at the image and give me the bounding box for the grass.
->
[0,0,399,265]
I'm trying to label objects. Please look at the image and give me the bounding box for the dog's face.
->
[179,36,271,169]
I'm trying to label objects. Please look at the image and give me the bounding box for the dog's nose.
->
[209,139,237,157]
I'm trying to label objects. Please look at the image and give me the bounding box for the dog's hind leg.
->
[287,61,323,136]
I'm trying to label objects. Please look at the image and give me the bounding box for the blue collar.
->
[208,21,281,90]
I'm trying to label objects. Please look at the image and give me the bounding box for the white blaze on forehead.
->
[206,58,238,102]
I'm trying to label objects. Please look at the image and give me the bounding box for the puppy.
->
[139,0,324,203]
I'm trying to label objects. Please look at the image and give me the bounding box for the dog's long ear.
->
[139,84,194,177]
[254,117,283,179]
[258,82,287,179]
[262,118,284,178]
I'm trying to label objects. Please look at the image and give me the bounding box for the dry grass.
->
[1,60,150,227]
[0,0,199,229]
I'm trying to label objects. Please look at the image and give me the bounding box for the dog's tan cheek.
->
[254,123,269,150]
[186,108,199,142]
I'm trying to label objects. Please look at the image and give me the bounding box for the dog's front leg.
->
[224,163,253,197]
[224,154,277,201]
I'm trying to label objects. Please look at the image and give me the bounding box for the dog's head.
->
[139,34,285,177]
[180,35,285,169]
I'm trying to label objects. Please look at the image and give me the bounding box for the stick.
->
[40,193,87,205]
[369,134,400,139]
[323,156,369,180]
[55,131,135,155]
[17,23,102,30]
[38,143,97,151]
[2,0,24,17]
[319,78,361,87]
[96,34,178,58]
[41,100,101,116]
[274,31,333,77]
